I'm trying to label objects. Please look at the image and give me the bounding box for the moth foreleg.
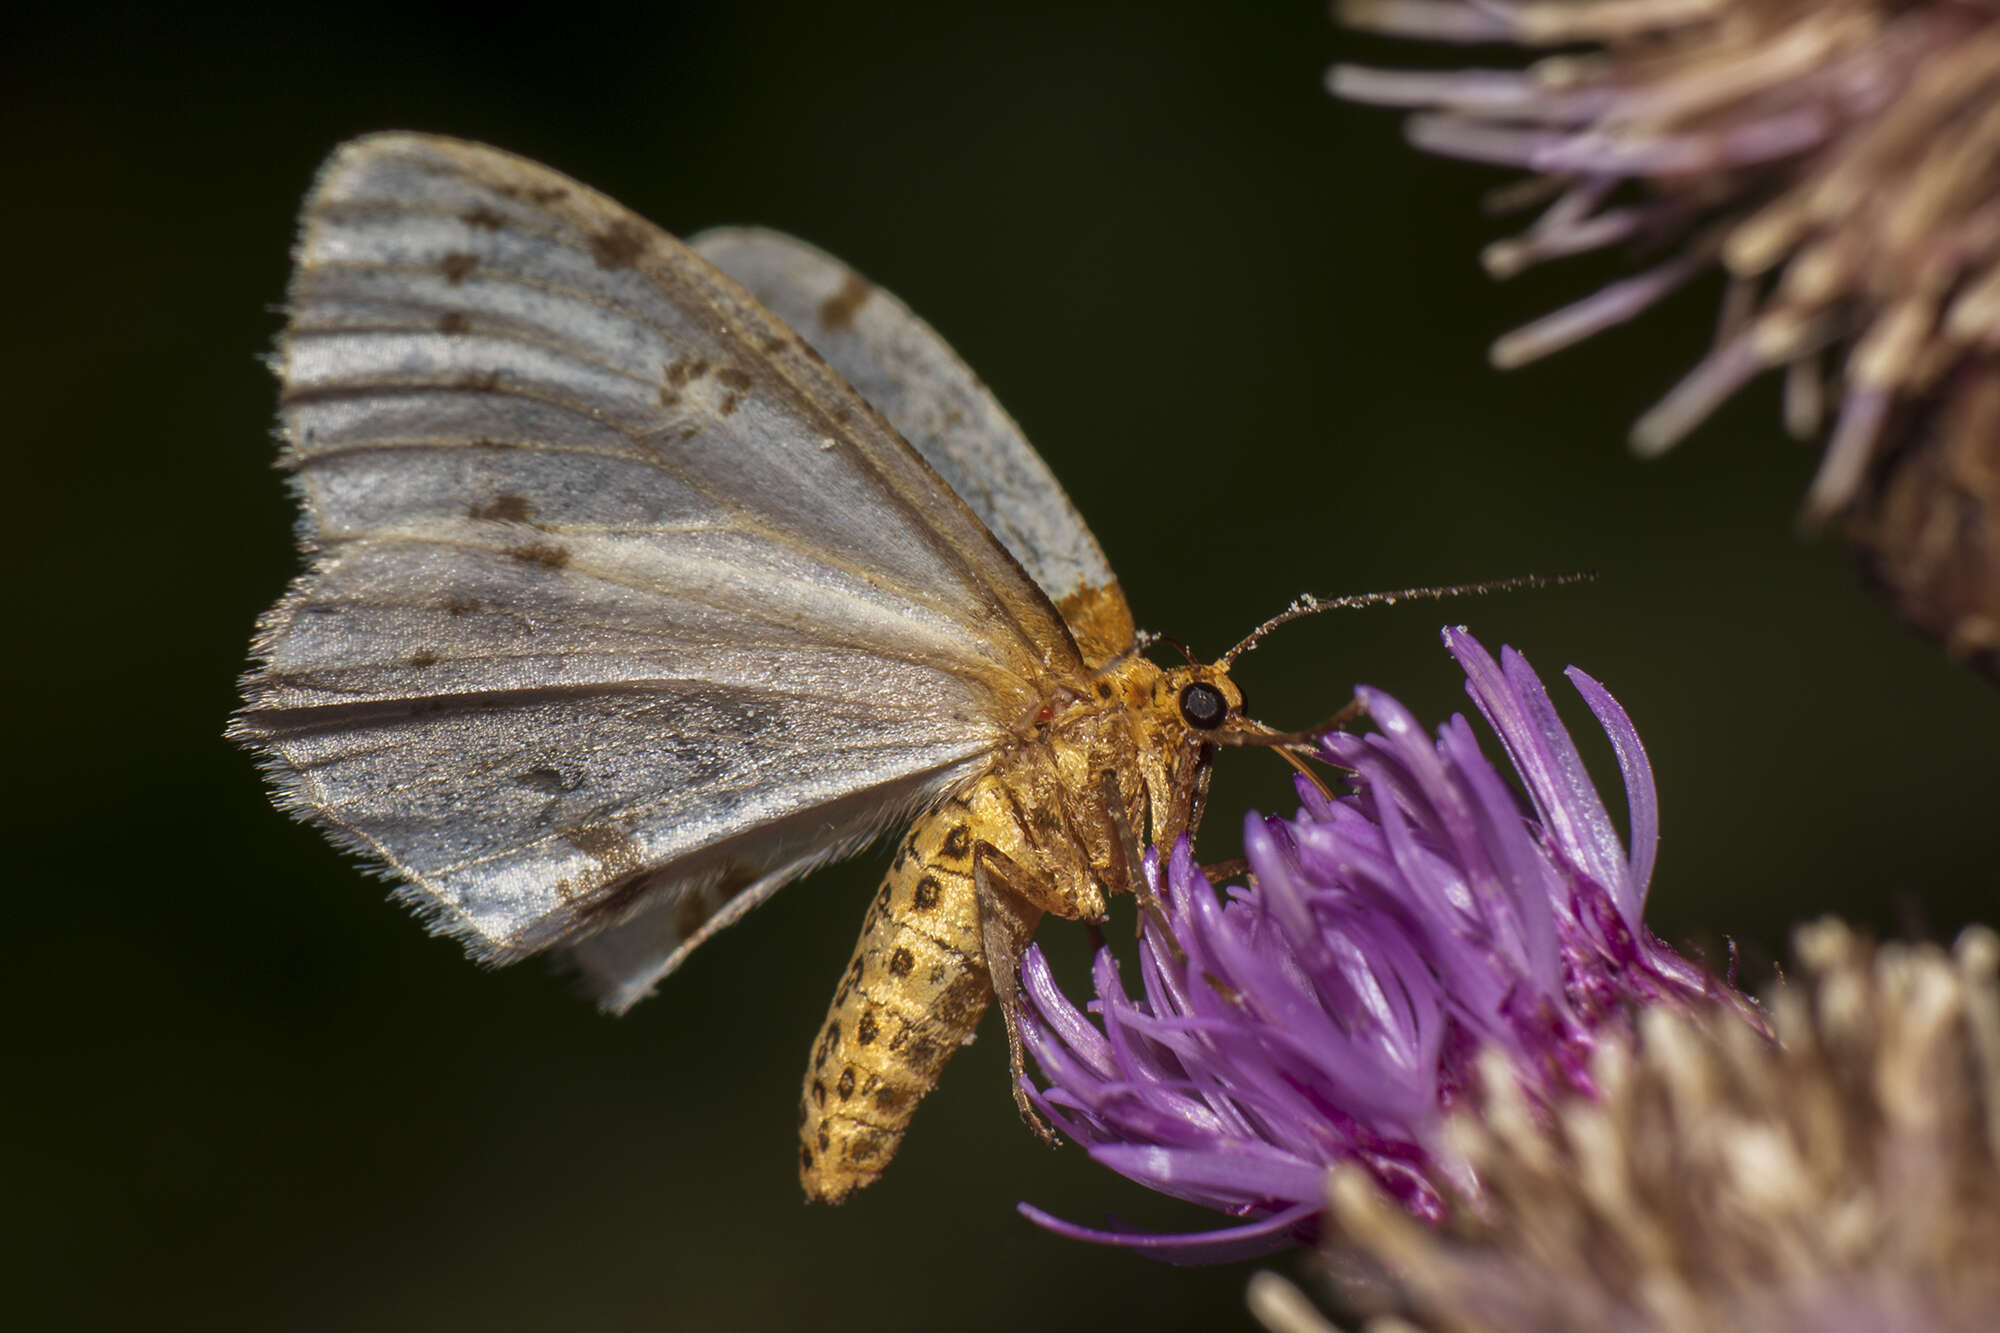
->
[1098,768,1179,954]
[971,843,1064,1148]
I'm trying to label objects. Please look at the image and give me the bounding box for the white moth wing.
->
[233,134,1087,1008]
[690,227,1123,622]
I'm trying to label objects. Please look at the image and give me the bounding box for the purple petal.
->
[1016,1200,1318,1265]
[1566,665,1659,905]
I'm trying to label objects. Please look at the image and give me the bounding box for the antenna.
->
[1217,572,1594,668]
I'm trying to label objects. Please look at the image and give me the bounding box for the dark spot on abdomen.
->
[843,1126,890,1166]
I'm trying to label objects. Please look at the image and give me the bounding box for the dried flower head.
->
[1328,1,2000,631]
[1251,920,2000,1333]
[1015,629,1753,1262]
[1846,352,2000,676]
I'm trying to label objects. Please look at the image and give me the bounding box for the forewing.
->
[692,227,1136,661]
[234,134,1087,1003]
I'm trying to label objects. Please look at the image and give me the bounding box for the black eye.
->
[1178,682,1227,730]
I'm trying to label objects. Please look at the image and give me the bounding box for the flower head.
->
[1017,628,1753,1263]
[1252,921,2000,1333]
[1329,0,2000,526]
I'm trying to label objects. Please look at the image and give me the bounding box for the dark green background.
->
[11,2,1995,1329]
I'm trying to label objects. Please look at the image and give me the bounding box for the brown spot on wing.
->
[498,182,569,207]
[440,252,478,284]
[504,540,570,569]
[818,273,872,331]
[516,766,584,794]
[664,355,710,389]
[469,493,534,523]
[589,219,650,270]
[564,823,642,878]
[437,311,469,334]
[461,205,506,230]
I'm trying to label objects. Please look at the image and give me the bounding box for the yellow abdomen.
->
[798,776,1032,1203]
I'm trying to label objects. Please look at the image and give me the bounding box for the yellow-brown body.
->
[799,646,1240,1202]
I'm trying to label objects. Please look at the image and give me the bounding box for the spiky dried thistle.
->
[1249,920,2000,1333]
[1331,0,2000,672]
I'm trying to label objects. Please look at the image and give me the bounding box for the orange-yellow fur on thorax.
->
[798,633,1246,1201]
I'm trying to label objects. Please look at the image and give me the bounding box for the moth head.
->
[1125,638,1315,752]
[1154,664,1246,739]
[1150,662,1315,752]
[1176,573,1596,752]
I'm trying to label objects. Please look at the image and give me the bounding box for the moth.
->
[232,134,1318,1203]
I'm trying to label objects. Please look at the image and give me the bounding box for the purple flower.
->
[1017,628,1754,1263]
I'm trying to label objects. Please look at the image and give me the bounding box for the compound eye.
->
[1177,681,1228,730]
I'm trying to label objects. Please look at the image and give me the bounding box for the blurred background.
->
[9,2,1995,1328]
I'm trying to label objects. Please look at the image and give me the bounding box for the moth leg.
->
[1201,857,1249,886]
[1183,747,1215,838]
[1276,745,1336,802]
[1097,767,1146,893]
[972,843,1063,1147]
[1096,768,1175,949]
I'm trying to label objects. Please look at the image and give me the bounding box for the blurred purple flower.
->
[1017,628,1756,1263]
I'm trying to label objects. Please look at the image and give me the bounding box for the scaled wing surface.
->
[233,135,1093,1009]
